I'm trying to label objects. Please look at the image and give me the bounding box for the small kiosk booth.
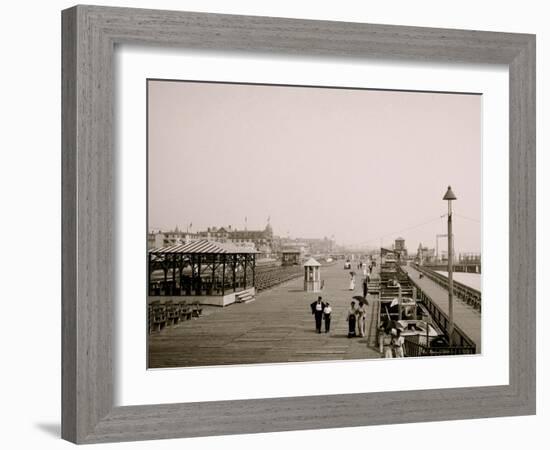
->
[281,249,301,266]
[304,257,322,292]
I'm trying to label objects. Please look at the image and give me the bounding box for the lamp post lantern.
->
[443,186,457,345]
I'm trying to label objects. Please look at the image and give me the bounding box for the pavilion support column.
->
[163,264,167,296]
[232,255,236,292]
[190,255,195,295]
[184,255,191,294]
[178,254,184,294]
[197,255,202,296]
[221,254,226,297]
[252,254,256,288]
[172,254,177,295]
[212,257,216,294]
[147,253,152,296]
[243,254,247,289]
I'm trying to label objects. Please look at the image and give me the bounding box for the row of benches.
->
[379,266,414,300]
[255,265,304,292]
[149,276,253,297]
[148,299,203,334]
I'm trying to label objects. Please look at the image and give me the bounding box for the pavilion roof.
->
[149,239,257,255]
[303,257,321,267]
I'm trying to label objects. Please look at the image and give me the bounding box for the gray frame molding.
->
[62,5,536,444]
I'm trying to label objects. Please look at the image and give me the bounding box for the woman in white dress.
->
[391,328,405,357]
[356,302,367,337]
[349,273,355,291]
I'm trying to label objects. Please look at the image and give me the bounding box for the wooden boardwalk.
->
[402,265,481,351]
[149,263,381,368]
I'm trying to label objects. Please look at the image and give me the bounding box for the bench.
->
[177,301,193,321]
[149,300,167,333]
[191,300,203,317]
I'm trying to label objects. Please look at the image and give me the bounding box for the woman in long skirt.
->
[347,301,357,338]
[349,273,355,291]
[392,329,405,357]
[356,302,367,337]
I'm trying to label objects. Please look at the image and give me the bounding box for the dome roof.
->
[303,257,321,267]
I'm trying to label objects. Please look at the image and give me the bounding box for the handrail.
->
[255,265,303,292]
[404,337,476,357]
[411,263,481,312]
[416,264,480,295]
[399,266,477,350]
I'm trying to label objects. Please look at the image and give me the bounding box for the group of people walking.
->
[310,297,333,333]
[350,265,373,293]
[310,297,369,338]
[309,297,405,357]
[356,260,374,275]
[307,256,405,357]
[346,299,368,338]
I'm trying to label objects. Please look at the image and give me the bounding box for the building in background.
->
[149,222,276,258]
[147,227,201,249]
[393,236,408,260]
[149,221,336,261]
[279,236,334,257]
[416,242,436,265]
[223,222,274,257]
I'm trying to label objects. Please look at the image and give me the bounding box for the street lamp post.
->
[443,186,457,345]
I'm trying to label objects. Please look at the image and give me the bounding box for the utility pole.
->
[443,186,457,345]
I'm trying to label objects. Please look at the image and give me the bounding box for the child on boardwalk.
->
[323,302,332,333]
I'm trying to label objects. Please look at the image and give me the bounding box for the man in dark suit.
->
[310,296,326,333]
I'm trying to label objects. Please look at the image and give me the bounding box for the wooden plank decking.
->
[149,263,381,368]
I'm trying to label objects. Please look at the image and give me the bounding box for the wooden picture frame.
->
[62,5,536,444]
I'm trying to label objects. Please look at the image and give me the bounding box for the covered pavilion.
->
[148,240,257,306]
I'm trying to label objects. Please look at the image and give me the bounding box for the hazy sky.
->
[148,80,481,253]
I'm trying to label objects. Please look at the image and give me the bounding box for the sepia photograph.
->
[146,79,482,369]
